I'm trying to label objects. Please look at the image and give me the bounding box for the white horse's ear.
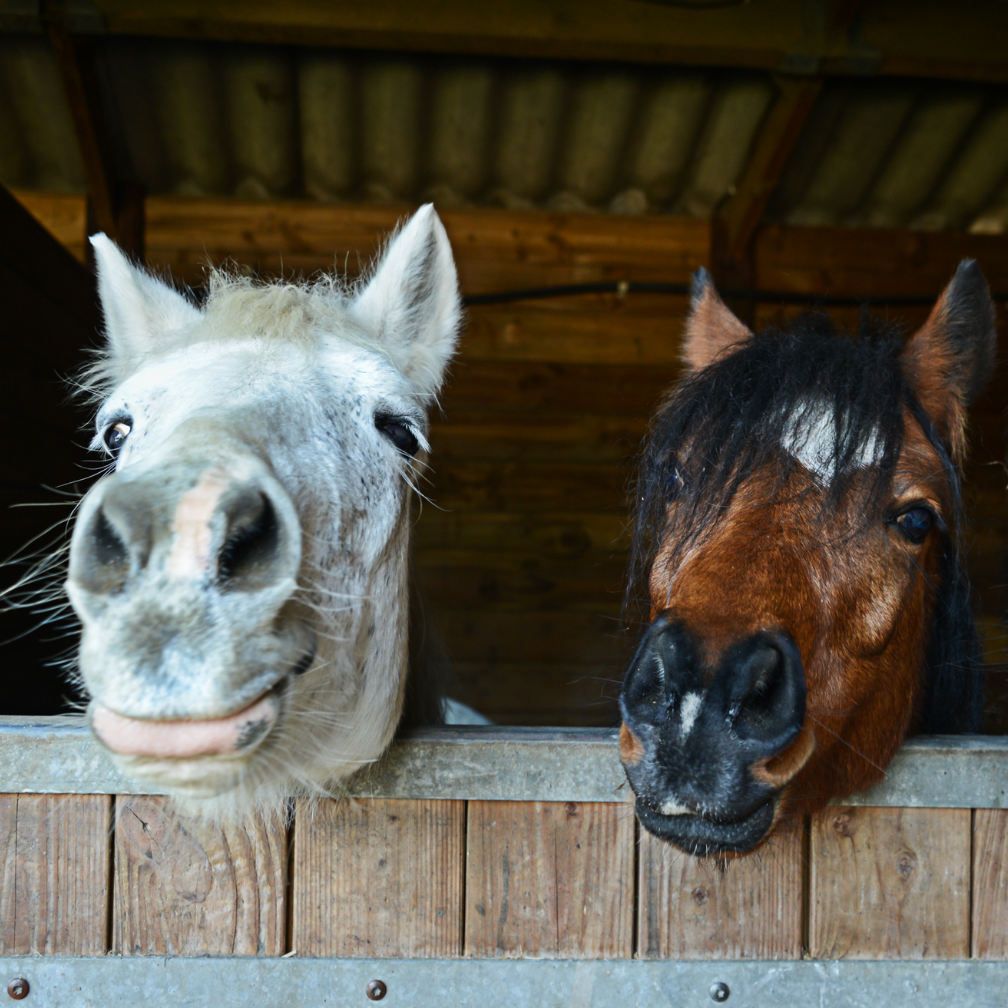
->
[351,204,461,399]
[90,233,202,369]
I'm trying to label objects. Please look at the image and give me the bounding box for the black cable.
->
[462,280,1008,308]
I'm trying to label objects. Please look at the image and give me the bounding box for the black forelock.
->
[629,311,908,607]
[626,310,981,734]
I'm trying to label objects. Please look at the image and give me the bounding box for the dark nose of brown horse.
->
[621,615,805,790]
[70,475,290,598]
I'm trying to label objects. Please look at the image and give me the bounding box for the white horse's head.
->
[66,205,460,815]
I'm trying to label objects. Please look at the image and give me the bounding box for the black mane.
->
[628,310,982,734]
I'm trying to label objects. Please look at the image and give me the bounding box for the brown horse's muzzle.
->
[619,612,808,854]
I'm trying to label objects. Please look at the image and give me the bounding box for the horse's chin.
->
[107,749,259,799]
[88,679,292,799]
[634,794,778,856]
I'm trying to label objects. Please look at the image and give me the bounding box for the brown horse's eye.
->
[103,420,132,457]
[896,506,934,544]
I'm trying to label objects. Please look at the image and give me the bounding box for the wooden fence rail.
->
[2,718,1008,971]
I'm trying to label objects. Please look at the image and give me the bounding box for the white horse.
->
[66,205,482,817]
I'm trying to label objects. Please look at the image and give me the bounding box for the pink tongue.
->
[91,693,279,758]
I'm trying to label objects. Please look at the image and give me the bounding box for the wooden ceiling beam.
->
[40,1,143,257]
[4,1,1007,84]
[715,75,824,266]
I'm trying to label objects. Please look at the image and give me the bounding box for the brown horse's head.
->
[619,261,996,856]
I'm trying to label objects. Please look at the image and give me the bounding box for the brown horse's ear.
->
[900,259,997,464]
[682,267,753,371]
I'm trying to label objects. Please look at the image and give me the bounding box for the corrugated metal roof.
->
[2,32,1008,232]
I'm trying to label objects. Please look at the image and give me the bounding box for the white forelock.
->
[781,397,882,484]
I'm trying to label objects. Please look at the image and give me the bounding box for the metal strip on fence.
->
[0,956,1006,1008]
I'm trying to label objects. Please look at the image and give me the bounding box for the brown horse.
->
[619,261,996,856]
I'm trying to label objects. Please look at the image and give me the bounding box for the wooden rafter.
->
[7,0,1006,85]
[40,1,144,257]
[715,76,824,266]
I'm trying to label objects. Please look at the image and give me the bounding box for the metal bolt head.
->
[710,980,729,1002]
[366,979,387,1001]
[7,977,29,1000]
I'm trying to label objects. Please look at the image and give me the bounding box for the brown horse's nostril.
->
[216,490,281,591]
[727,633,805,755]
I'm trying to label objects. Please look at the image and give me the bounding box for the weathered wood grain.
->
[417,561,625,617]
[425,458,629,513]
[429,412,648,463]
[435,610,629,666]
[292,797,464,958]
[464,800,634,958]
[809,806,970,959]
[8,190,87,262]
[0,796,15,948]
[141,197,709,289]
[0,794,110,955]
[462,307,687,365]
[637,823,803,959]
[755,224,1008,296]
[973,809,1008,959]
[113,796,287,956]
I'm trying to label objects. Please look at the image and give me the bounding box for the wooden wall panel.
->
[809,806,970,959]
[464,800,634,958]
[113,796,287,956]
[0,794,110,955]
[973,809,1008,959]
[637,824,803,959]
[137,197,709,291]
[292,797,464,958]
[14,188,1008,728]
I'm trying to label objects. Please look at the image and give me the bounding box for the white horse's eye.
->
[377,419,419,457]
[103,420,132,456]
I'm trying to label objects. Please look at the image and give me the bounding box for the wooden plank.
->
[0,794,110,955]
[637,824,803,959]
[42,15,118,240]
[755,224,1008,297]
[414,511,625,558]
[0,796,17,952]
[113,796,286,956]
[461,306,687,365]
[416,558,626,613]
[434,610,629,667]
[21,0,1008,83]
[973,809,1008,959]
[292,797,464,957]
[431,413,646,464]
[717,76,825,261]
[439,361,676,418]
[447,661,622,727]
[425,459,628,513]
[809,806,970,959]
[464,800,633,958]
[16,191,1008,302]
[142,197,709,290]
[10,190,87,262]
